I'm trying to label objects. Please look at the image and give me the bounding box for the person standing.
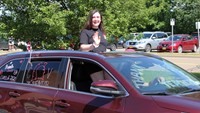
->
[79,9,107,53]
[8,36,14,51]
[79,9,110,82]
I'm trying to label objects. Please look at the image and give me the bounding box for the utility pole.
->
[196,22,200,53]
[170,18,175,53]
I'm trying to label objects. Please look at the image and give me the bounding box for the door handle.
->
[9,91,21,98]
[55,100,70,108]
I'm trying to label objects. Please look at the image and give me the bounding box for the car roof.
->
[171,34,190,36]
[143,31,165,33]
[1,50,162,61]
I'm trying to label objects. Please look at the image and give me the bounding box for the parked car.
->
[0,38,9,50]
[125,31,168,52]
[107,36,126,51]
[157,34,199,53]
[1,50,200,112]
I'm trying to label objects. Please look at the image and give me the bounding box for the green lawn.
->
[192,73,200,79]
[142,70,200,83]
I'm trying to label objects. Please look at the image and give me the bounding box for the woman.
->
[79,9,107,53]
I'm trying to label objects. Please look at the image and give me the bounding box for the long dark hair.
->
[82,9,106,35]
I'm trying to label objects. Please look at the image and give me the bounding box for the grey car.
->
[125,31,168,52]
[0,38,9,50]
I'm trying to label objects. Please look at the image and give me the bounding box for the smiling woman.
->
[79,9,108,53]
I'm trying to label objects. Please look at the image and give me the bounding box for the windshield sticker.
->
[27,80,49,86]
[32,62,47,81]
[5,62,14,70]
[26,62,54,86]
[162,80,200,88]
[0,75,16,82]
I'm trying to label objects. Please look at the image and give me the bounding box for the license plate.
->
[162,47,166,50]
[129,46,133,48]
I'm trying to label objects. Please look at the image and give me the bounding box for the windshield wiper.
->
[180,88,200,94]
[142,91,172,95]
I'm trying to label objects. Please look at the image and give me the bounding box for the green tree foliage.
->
[0,0,72,49]
[171,0,200,33]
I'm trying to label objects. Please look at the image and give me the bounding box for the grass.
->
[142,71,200,83]
[192,73,200,79]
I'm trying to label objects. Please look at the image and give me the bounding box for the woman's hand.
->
[92,32,100,47]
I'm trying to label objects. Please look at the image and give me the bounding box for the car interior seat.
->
[71,61,93,92]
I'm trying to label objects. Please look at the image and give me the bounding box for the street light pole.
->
[170,18,175,53]
[196,22,200,53]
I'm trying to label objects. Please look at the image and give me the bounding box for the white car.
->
[125,31,168,52]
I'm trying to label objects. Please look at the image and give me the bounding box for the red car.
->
[157,34,199,53]
[0,50,200,113]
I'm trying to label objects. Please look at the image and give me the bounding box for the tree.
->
[171,0,200,34]
[0,0,72,49]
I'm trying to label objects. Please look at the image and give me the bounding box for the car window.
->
[183,36,188,41]
[187,36,193,40]
[0,59,26,82]
[24,58,62,88]
[152,34,157,39]
[157,33,168,39]
[167,35,182,41]
[69,58,119,95]
[191,32,199,38]
[106,57,200,94]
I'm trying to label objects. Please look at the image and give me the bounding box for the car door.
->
[150,33,159,49]
[0,57,64,113]
[0,58,29,112]
[181,36,189,50]
[54,58,126,113]
[187,36,195,50]
[153,33,168,49]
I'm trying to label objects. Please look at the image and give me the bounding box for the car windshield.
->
[191,33,199,38]
[166,35,182,41]
[106,56,200,94]
[142,33,152,39]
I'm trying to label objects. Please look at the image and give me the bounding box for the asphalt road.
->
[1,49,200,72]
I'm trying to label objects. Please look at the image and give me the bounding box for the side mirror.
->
[182,38,186,41]
[90,80,125,96]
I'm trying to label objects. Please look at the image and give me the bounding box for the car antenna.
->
[22,42,33,82]
[27,41,33,67]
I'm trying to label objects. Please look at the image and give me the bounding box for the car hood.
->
[160,40,179,44]
[126,39,138,42]
[136,39,153,43]
[152,92,200,111]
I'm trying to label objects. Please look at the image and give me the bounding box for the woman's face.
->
[92,12,101,29]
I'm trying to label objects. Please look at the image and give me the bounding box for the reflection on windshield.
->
[166,36,182,41]
[107,57,200,94]
[142,34,152,39]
